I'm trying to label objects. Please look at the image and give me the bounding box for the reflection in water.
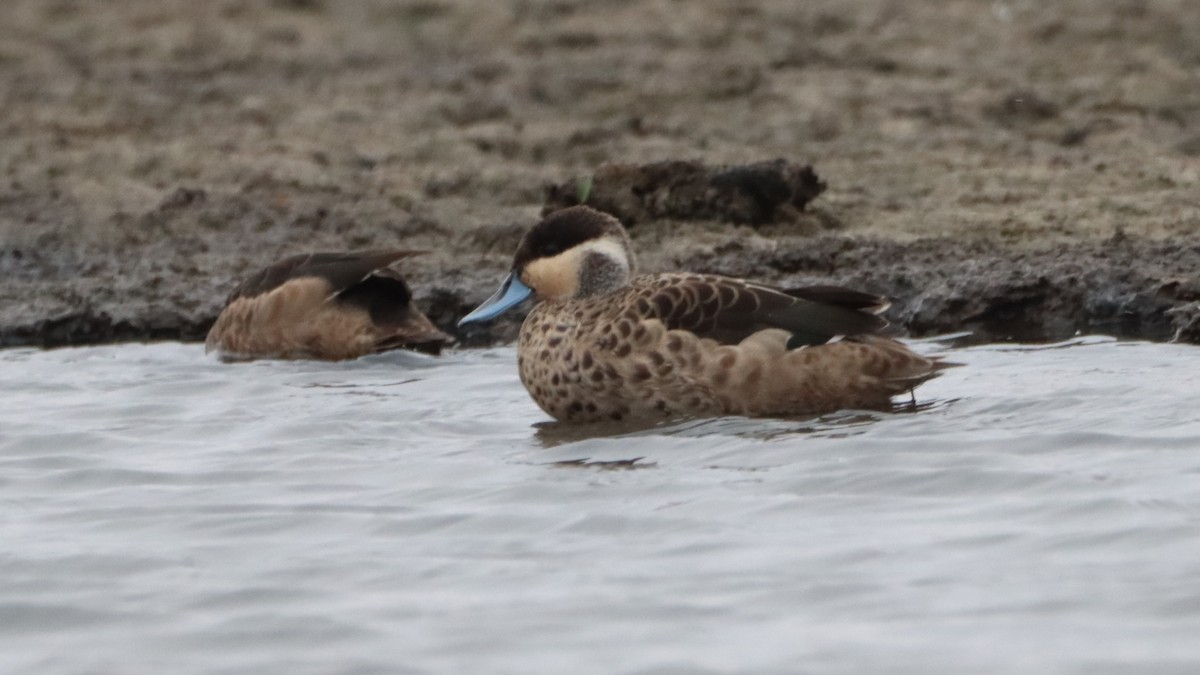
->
[294,379,422,389]
[533,398,957,448]
[532,416,696,447]
[549,457,658,471]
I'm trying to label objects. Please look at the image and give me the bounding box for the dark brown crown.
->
[512,206,624,271]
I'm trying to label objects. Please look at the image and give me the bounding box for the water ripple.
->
[2,339,1200,673]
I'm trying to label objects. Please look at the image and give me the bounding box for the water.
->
[2,336,1200,674]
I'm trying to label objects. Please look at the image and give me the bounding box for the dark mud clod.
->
[542,158,826,227]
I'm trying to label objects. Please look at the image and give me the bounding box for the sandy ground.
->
[2,0,1199,347]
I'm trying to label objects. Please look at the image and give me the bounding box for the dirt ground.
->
[2,0,1199,347]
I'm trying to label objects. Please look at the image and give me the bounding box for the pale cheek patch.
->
[521,236,631,301]
[523,249,582,301]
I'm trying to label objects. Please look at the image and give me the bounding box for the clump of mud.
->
[542,159,826,228]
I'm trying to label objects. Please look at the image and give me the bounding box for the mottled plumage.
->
[460,206,951,423]
[206,250,450,361]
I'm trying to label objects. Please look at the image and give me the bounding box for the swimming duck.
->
[459,206,949,423]
[206,250,451,361]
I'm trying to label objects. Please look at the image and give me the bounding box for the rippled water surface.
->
[3,337,1200,674]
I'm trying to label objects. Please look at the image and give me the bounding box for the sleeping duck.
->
[206,250,450,361]
[459,206,950,423]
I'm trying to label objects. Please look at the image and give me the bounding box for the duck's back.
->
[517,273,946,422]
[206,251,448,361]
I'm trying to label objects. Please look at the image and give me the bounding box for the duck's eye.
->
[542,243,561,256]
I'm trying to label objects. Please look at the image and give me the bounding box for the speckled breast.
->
[518,303,606,422]
[515,298,721,423]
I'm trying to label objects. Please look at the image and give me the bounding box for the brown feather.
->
[226,250,427,303]
[784,285,890,314]
[625,274,887,347]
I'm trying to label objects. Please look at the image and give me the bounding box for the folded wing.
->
[225,250,426,304]
[629,274,889,347]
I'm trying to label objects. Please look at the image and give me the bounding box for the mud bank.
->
[5,208,1200,349]
[2,0,1199,349]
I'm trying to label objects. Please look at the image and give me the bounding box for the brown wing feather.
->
[628,274,888,347]
[784,285,890,314]
[226,250,426,304]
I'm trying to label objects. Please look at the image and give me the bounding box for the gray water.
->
[2,336,1199,675]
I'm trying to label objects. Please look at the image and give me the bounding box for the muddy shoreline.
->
[3,0,1199,350]
[6,218,1200,349]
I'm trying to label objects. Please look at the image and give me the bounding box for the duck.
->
[458,205,950,423]
[206,250,451,361]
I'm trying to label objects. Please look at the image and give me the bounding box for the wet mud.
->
[2,0,1199,349]
[542,159,827,227]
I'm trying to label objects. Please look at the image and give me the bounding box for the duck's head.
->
[459,206,635,325]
